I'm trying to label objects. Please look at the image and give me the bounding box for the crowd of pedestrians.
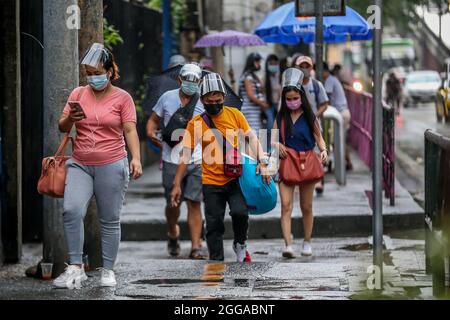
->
[50,43,351,289]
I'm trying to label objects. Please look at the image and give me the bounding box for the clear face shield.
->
[179,63,202,84]
[80,43,108,69]
[281,68,305,91]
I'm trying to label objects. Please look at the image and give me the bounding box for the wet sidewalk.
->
[121,150,424,240]
[0,236,432,300]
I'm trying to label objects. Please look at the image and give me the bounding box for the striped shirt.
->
[239,71,264,133]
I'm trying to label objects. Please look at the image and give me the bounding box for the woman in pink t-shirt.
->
[54,43,142,289]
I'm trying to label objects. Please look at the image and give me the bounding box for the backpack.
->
[161,93,199,148]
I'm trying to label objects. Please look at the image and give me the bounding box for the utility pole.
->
[43,0,79,277]
[372,0,384,290]
[315,0,324,83]
[78,0,104,270]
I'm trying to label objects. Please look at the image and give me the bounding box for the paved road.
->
[396,102,450,160]
[395,102,450,199]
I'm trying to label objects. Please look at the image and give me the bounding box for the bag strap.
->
[280,117,286,145]
[162,92,199,134]
[201,113,237,156]
[55,135,74,157]
[201,113,224,151]
[185,92,200,120]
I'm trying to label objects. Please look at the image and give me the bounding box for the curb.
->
[121,212,424,241]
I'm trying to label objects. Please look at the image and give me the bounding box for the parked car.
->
[404,70,442,107]
[436,59,450,123]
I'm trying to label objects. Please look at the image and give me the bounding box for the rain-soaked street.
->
[0,235,430,300]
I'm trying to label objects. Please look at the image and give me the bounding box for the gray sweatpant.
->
[63,157,130,269]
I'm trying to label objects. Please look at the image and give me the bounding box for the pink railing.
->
[344,86,395,206]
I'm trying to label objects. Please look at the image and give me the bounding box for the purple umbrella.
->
[194,30,266,87]
[194,30,266,47]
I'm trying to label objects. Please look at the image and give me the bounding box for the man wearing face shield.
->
[146,63,206,260]
[171,73,272,263]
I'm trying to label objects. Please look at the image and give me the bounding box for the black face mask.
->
[204,103,223,116]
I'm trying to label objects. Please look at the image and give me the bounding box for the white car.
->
[404,70,442,107]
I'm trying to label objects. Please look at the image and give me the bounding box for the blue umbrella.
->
[255,3,373,44]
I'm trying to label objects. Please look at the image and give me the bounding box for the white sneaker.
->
[301,241,313,256]
[233,242,248,262]
[282,245,295,259]
[99,268,117,287]
[53,264,86,289]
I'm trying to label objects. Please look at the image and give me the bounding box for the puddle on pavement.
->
[131,263,228,288]
[341,243,372,251]
[131,279,219,285]
[233,279,251,287]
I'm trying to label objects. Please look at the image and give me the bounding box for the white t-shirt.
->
[303,78,329,115]
[324,75,348,112]
[153,89,204,164]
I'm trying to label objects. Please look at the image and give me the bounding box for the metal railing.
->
[424,130,450,297]
[344,86,396,205]
[323,106,346,185]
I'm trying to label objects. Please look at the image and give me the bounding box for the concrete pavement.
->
[121,149,424,240]
[0,236,432,300]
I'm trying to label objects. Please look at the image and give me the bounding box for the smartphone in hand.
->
[68,101,86,118]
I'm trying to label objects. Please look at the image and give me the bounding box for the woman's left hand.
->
[320,150,328,164]
[130,158,143,180]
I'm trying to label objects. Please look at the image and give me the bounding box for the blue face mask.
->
[267,65,280,74]
[87,74,109,91]
[181,81,199,96]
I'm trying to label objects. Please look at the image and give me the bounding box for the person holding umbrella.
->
[146,63,206,260]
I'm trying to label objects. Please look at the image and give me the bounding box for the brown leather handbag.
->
[37,135,73,198]
[278,117,324,185]
[37,87,85,198]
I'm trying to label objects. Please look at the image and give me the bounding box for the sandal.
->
[189,248,207,260]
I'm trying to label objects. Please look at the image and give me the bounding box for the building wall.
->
[222,0,276,86]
